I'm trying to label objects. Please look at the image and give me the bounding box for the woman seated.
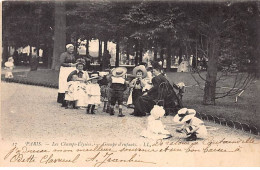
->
[132,61,182,117]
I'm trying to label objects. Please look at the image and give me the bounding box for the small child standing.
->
[65,75,80,109]
[109,67,127,117]
[4,57,15,79]
[86,73,101,114]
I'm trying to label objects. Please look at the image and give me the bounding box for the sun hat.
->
[111,67,127,77]
[91,72,99,78]
[133,65,147,78]
[173,108,196,123]
[66,44,74,49]
[5,61,14,68]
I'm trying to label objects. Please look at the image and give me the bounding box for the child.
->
[129,65,147,114]
[141,105,172,139]
[174,108,207,141]
[4,57,15,79]
[109,67,127,117]
[86,72,101,114]
[64,75,80,109]
[98,71,111,113]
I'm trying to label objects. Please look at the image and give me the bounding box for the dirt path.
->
[1,82,259,144]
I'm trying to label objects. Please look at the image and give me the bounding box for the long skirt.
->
[132,89,143,105]
[134,90,181,117]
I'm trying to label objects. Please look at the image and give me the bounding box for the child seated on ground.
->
[109,67,127,117]
[140,105,172,139]
[65,75,80,109]
[129,65,147,114]
[86,72,101,114]
[174,108,207,141]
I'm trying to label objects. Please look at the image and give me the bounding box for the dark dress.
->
[133,74,181,116]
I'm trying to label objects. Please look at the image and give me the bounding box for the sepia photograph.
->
[1,0,260,167]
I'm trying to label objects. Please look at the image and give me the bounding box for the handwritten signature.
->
[85,152,156,167]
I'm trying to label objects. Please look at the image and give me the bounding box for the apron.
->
[58,66,76,93]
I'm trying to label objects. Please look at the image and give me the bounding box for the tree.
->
[187,2,258,105]
[52,1,66,70]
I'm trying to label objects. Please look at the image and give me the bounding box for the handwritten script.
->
[2,137,258,166]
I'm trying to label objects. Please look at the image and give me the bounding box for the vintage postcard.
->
[1,0,260,167]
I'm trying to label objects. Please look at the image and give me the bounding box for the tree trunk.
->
[154,42,158,61]
[102,41,108,71]
[104,40,108,52]
[203,38,219,105]
[160,47,164,65]
[139,43,143,63]
[166,43,172,71]
[126,43,130,64]
[135,41,139,66]
[51,1,66,70]
[115,40,120,67]
[85,39,89,54]
[2,42,8,66]
[178,47,183,65]
[98,39,102,63]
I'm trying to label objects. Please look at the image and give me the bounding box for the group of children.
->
[141,106,207,141]
[63,62,208,141]
[63,62,153,117]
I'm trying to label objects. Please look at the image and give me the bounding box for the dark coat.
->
[133,74,181,116]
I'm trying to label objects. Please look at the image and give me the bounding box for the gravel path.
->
[1,82,259,144]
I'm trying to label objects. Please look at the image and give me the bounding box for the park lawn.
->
[1,69,259,131]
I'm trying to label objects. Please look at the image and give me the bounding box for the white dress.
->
[184,117,207,138]
[75,71,89,107]
[65,81,80,101]
[85,83,101,105]
[140,116,172,140]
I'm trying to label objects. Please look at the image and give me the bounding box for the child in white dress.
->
[141,105,172,139]
[174,108,207,141]
[65,75,80,109]
[4,57,15,79]
[86,73,101,114]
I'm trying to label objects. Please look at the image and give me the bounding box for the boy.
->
[109,67,127,117]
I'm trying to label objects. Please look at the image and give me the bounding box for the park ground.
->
[1,77,259,143]
[1,80,260,167]
[1,66,259,131]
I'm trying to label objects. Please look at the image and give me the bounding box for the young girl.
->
[86,72,101,114]
[65,75,80,109]
[4,57,15,79]
[174,108,207,141]
[141,105,172,139]
[129,65,147,114]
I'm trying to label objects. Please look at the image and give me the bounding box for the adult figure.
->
[83,52,92,71]
[67,60,90,108]
[133,61,181,117]
[30,49,39,71]
[57,44,77,107]
[102,50,111,70]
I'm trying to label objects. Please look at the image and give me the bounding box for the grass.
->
[1,69,259,131]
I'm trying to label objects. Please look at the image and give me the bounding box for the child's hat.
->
[5,61,14,67]
[133,65,147,78]
[91,72,99,78]
[111,67,127,77]
[173,108,196,123]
